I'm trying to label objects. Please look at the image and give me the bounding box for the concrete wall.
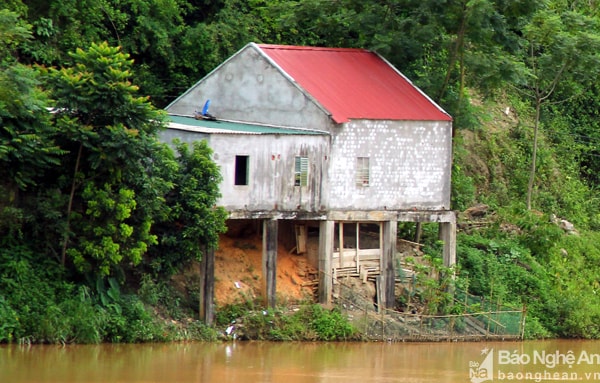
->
[166,45,333,131]
[326,119,452,210]
[161,118,452,213]
[160,128,330,213]
[160,127,209,147]
[164,45,453,214]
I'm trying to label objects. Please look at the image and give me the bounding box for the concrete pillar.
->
[381,220,397,309]
[440,221,457,268]
[262,218,278,308]
[318,220,334,305]
[199,245,215,325]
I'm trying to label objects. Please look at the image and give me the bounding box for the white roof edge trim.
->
[168,122,260,135]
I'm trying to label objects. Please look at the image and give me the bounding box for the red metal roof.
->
[257,44,451,123]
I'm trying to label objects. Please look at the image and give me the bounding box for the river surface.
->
[3,340,600,382]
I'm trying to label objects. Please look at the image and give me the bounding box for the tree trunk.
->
[526,100,541,210]
[437,0,468,103]
[61,143,83,266]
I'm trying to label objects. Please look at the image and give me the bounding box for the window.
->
[356,157,370,186]
[234,155,249,185]
[295,156,309,186]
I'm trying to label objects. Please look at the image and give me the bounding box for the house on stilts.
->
[160,43,456,323]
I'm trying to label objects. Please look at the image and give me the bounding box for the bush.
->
[451,146,476,211]
[309,305,357,341]
[0,296,19,343]
[99,293,168,343]
[138,274,187,320]
[217,302,358,341]
[179,321,220,341]
[60,292,103,344]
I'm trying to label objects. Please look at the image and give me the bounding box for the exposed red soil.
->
[213,235,317,307]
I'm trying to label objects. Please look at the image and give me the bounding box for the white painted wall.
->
[326,119,452,210]
[160,128,330,213]
[210,134,329,212]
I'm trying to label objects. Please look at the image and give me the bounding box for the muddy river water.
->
[3,339,600,382]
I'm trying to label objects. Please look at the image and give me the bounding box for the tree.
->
[516,8,600,210]
[17,0,193,107]
[0,10,64,247]
[0,10,62,190]
[42,42,170,276]
[148,139,228,275]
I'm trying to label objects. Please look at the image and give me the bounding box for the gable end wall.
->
[167,46,332,130]
[326,119,452,210]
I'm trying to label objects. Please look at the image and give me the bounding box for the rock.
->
[559,219,575,232]
[553,217,578,235]
[464,204,489,219]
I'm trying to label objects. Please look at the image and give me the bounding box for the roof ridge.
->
[257,43,368,53]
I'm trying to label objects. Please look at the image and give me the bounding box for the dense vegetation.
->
[2,0,600,342]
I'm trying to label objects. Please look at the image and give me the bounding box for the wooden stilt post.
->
[440,221,457,268]
[199,245,215,325]
[356,222,360,274]
[382,220,397,309]
[440,221,457,298]
[338,222,344,268]
[376,275,386,312]
[318,220,334,305]
[414,222,422,243]
[262,218,278,308]
[204,246,215,325]
[199,245,206,321]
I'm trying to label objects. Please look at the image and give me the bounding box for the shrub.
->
[0,296,19,343]
[216,302,358,341]
[309,305,357,341]
[138,274,187,320]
